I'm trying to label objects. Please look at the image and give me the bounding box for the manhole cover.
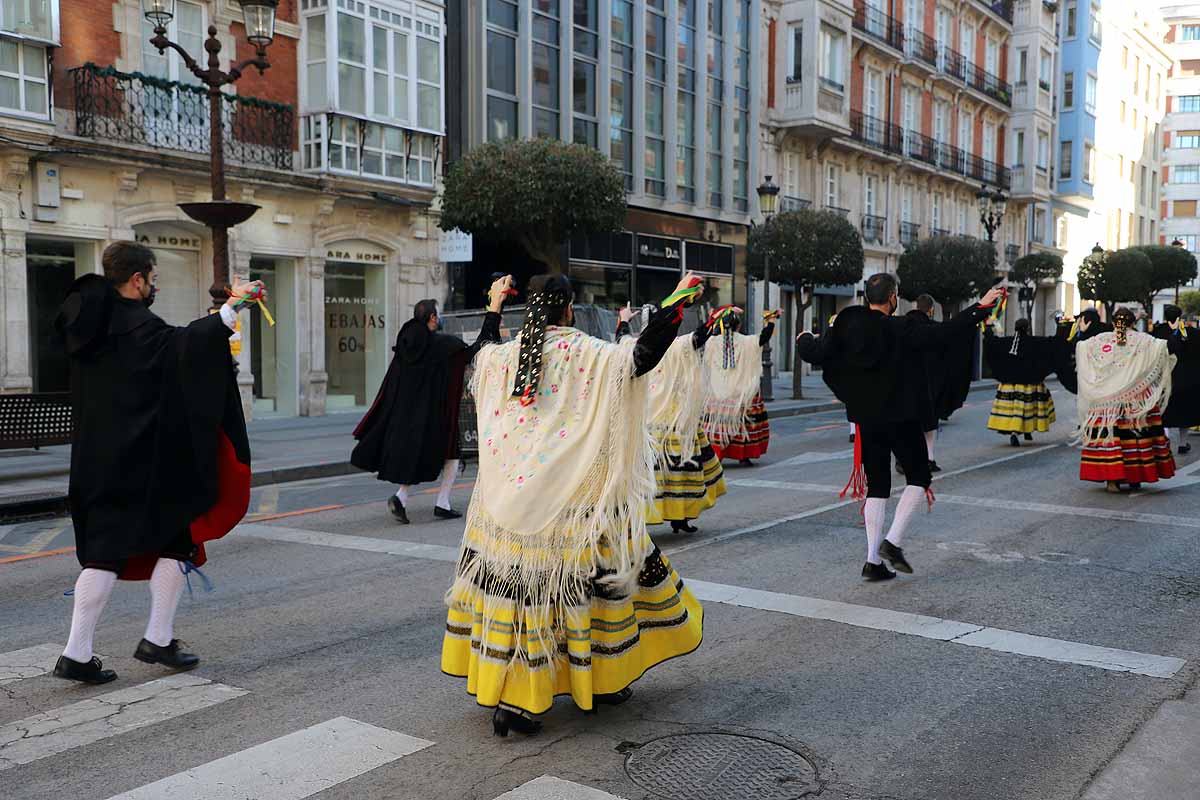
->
[623,732,820,799]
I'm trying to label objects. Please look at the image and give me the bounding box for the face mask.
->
[143,284,157,308]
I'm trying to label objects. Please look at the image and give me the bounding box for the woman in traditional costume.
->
[441,273,706,737]
[1070,307,1177,492]
[984,318,1060,446]
[703,307,775,466]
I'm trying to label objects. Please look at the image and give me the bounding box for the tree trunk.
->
[520,235,565,274]
[792,288,811,400]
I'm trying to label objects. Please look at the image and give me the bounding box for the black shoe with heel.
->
[134,638,199,670]
[492,708,542,737]
[861,561,897,582]
[387,495,409,524]
[53,655,117,685]
[433,506,462,520]
[1009,434,1020,447]
[586,687,634,714]
[880,540,913,574]
[670,520,699,533]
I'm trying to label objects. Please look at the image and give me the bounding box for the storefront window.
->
[635,267,680,307]
[569,263,631,307]
[324,260,388,409]
[249,257,298,416]
[136,223,206,327]
[26,239,78,393]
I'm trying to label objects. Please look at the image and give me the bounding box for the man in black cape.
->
[1153,305,1200,454]
[902,293,970,473]
[53,242,255,685]
[797,273,1004,581]
[352,275,513,523]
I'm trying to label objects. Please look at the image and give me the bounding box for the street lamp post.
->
[143,0,279,309]
[1172,238,1186,303]
[975,184,1008,244]
[756,176,780,402]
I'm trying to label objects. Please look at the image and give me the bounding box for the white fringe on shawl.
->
[1072,331,1176,446]
[701,332,763,446]
[645,335,707,465]
[447,328,657,675]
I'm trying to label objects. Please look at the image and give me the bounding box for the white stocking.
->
[886,485,926,548]
[63,568,117,663]
[394,485,409,505]
[145,559,187,647]
[864,498,887,565]
[924,429,936,461]
[436,459,460,510]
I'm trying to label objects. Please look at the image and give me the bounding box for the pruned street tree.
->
[1128,245,1199,322]
[1180,289,1200,319]
[896,235,997,313]
[1009,251,1064,320]
[1079,248,1152,318]
[439,138,627,273]
[747,208,864,399]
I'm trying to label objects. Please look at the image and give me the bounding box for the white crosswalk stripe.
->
[0,674,247,772]
[103,716,432,800]
[494,776,628,799]
[0,643,64,686]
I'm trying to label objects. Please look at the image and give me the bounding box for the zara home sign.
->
[326,242,389,264]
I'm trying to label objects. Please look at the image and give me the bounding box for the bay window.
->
[0,0,58,120]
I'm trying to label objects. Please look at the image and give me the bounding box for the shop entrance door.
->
[26,240,78,393]
[324,261,388,409]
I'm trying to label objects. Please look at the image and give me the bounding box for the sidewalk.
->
[0,376,996,516]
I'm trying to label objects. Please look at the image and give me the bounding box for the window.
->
[1083,143,1094,182]
[1175,234,1199,250]
[1060,140,1072,179]
[1134,56,1140,93]
[864,174,878,216]
[1085,73,1096,115]
[1144,65,1150,103]
[1179,131,1200,148]
[825,164,839,208]
[985,36,998,77]
[675,0,696,201]
[1039,50,1051,88]
[983,121,996,162]
[960,21,974,64]
[485,0,518,140]
[1037,130,1048,169]
[1056,214,1068,248]
[959,111,973,155]
[1034,208,1047,242]
[1182,59,1200,78]
[532,0,561,140]
[1152,170,1158,206]
[1015,129,1025,166]
[0,37,48,118]
[1062,72,1074,109]
[1181,95,1200,113]
[1119,101,1125,123]
[1184,25,1200,41]
[706,0,723,206]
[142,1,206,137]
[645,0,667,195]
[573,0,599,148]
[1065,2,1076,37]
[1176,200,1198,217]
[1089,2,1101,43]
[612,0,634,189]
[1140,165,1148,205]
[732,0,750,211]
[1017,49,1028,84]
[1122,47,1128,69]
[788,23,802,82]
[901,184,914,223]
[819,26,844,91]
[934,99,949,143]
[1174,165,1200,184]
[931,193,942,231]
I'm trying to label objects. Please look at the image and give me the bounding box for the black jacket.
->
[797,304,989,426]
[1152,322,1200,428]
[983,331,1062,385]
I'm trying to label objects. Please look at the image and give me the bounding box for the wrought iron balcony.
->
[905,28,939,68]
[940,47,967,82]
[70,63,294,171]
[899,221,921,247]
[934,141,967,174]
[853,4,904,52]
[301,112,439,187]
[862,213,887,244]
[780,196,812,212]
[850,110,904,155]
[826,206,851,218]
[904,130,940,167]
[975,0,1014,23]
[967,63,1012,106]
[932,227,951,237]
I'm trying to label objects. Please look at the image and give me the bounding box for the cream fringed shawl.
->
[1074,331,1176,445]
[645,335,707,464]
[702,332,763,445]
[448,327,656,666]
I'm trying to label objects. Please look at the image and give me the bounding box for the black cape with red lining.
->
[352,313,501,485]
[1152,322,1200,428]
[56,275,251,580]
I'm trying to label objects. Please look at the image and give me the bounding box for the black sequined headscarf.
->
[513,274,574,406]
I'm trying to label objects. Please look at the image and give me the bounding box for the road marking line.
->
[256,485,280,516]
[768,450,854,469]
[0,644,64,686]
[103,716,433,800]
[238,523,459,562]
[247,504,345,523]
[0,675,247,772]
[1176,457,1200,477]
[0,546,76,565]
[494,776,628,800]
[687,580,1185,678]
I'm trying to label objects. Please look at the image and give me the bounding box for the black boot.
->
[1010,434,1020,447]
[492,708,542,737]
[1024,432,1033,441]
[134,638,200,670]
[880,540,913,574]
[433,506,463,520]
[594,687,634,707]
[861,561,897,582]
[387,495,409,524]
[671,520,699,533]
[53,655,117,685]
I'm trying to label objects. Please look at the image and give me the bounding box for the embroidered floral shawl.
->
[1074,331,1176,444]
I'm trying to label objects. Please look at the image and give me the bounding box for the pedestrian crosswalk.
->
[1,646,628,799]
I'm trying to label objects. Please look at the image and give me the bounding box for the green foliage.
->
[1128,245,1199,314]
[1010,252,1064,288]
[1079,248,1152,314]
[746,209,864,291]
[896,235,997,306]
[439,139,627,272]
[1180,289,1200,318]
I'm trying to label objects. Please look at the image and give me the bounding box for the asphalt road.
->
[3,390,1199,800]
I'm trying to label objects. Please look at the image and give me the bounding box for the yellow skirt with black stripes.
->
[987,383,1056,434]
[441,534,704,715]
[647,429,727,524]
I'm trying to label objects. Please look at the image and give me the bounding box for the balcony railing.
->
[905,27,939,68]
[301,112,439,187]
[899,221,921,247]
[862,213,887,244]
[1005,243,1021,265]
[966,63,1012,105]
[932,227,951,237]
[780,196,812,212]
[826,206,851,218]
[71,63,294,171]
[940,47,967,82]
[975,0,1014,23]
[853,4,904,52]
[904,129,940,167]
[850,110,904,155]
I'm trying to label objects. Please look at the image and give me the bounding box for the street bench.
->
[0,393,73,450]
